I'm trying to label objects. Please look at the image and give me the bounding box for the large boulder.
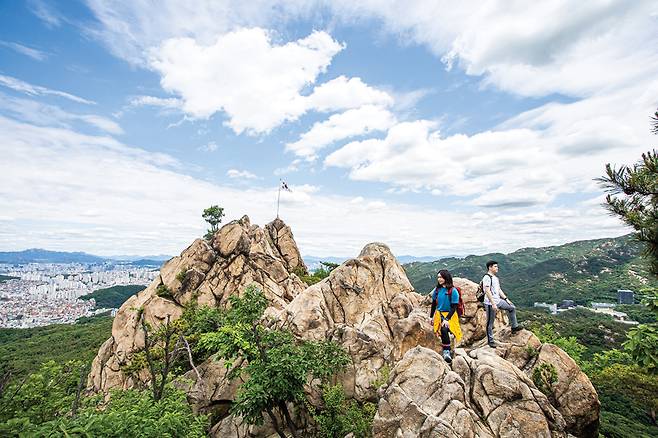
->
[372,346,567,438]
[529,344,600,437]
[279,243,436,400]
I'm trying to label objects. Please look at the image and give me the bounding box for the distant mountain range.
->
[6,237,656,309]
[0,249,168,266]
[403,234,658,307]
[302,254,443,271]
[0,249,106,264]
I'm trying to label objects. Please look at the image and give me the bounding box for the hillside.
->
[0,315,112,377]
[0,275,18,283]
[404,235,657,307]
[80,284,146,308]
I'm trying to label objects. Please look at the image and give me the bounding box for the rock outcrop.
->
[88,216,307,392]
[88,217,599,437]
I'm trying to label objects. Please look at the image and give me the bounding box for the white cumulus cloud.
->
[148,28,344,134]
[286,105,396,160]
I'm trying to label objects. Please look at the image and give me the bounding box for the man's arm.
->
[498,286,511,302]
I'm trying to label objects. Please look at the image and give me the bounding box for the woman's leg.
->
[440,324,451,350]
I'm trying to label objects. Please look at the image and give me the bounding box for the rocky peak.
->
[89,219,599,437]
[88,216,307,393]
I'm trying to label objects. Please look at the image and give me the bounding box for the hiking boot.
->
[488,341,499,348]
[511,326,522,334]
[443,350,452,364]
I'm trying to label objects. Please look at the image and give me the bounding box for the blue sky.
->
[0,1,656,258]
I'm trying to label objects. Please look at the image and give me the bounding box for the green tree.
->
[311,384,376,438]
[202,205,225,240]
[598,149,658,276]
[0,382,208,437]
[122,310,199,402]
[197,286,351,438]
[623,294,658,373]
[0,360,81,426]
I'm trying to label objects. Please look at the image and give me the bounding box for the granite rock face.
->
[88,218,599,437]
[88,216,307,392]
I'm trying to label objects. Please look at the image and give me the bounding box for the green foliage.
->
[134,313,187,401]
[0,275,18,283]
[576,349,658,431]
[404,235,658,307]
[532,362,557,396]
[0,382,208,437]
[0,360,83,426]
[197,285,351,436]
[623,290,658,374]
[155,284,173,300]
[616,303,658,324]
[180,303,223,356]
[0,316,112,378]
[599,149,658,276]
[372,365,390,389]
[624,322,658,373]
[520,308,628,357]
[294,262,337,286]
[311,384,376,438]
[525,345,539,359]
[176,268,187,283]
[202,205,225,240]
[553,337,586,366]
[518,310,658,436]
[320,262,339,272]
[600,411,658,438]
[527,321,590,366]
[80,284,145,308]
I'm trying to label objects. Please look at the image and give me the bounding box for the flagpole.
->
[276,179,281,219]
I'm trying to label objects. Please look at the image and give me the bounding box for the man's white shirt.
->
[482,274,501,305]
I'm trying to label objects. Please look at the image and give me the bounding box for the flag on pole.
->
[281,180,292,192]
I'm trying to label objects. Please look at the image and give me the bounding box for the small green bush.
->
[312,384,376,438]
[155,284,173,299]
[373,365,391,389]
[525,345,538,359]
[532,362,557,395]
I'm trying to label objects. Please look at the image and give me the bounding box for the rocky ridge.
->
[89,217,599,437]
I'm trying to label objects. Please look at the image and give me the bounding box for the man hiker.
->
[429,269,462,363]
[482,260,521,348]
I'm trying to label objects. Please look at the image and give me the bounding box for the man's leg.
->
[498,300,518,328]
[486,304,496,345]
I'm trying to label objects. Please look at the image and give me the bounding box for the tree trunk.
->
[267,408,287,438]
[278,401,299,438]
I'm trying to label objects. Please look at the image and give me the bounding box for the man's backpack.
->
[476,274,492,302]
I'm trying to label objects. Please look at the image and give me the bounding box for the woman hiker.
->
[429,269,462,363]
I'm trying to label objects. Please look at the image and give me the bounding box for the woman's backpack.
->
[448,286,465,317]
